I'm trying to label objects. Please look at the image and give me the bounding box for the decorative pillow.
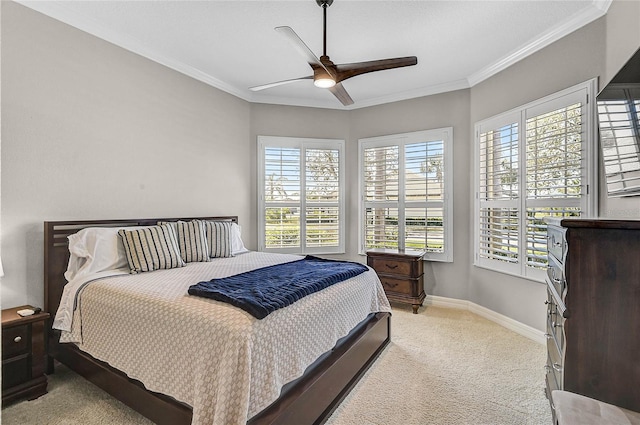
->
[158,220,210,263]
[118,224,186,273]
[230,223,249,255]
[202,220,233,258]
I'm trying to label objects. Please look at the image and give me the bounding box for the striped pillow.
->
[159,220,210,263]
[118,224,186,273]
[202,220,233,258]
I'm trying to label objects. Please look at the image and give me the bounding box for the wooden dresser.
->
[2,306,50,405]
[366,248,425,314]
[544,218,640,420]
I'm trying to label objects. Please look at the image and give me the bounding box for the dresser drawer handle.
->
[385,264,398,269]
[384,281,398,288]
[14,336,22,343]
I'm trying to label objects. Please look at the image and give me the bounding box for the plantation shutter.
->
[525,101,583,271]
[259,136,345,254]
[305,148,341,249]
[477,118,521,275]
[264,146,301,250]
[360,128,453,262]
[404,141,446,253]
[363,145,399,250]
[475,80,595,280]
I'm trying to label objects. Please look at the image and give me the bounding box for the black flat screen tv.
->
[596,47,640,197]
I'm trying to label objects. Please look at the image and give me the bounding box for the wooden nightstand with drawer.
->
[2,305,50,405]
[366,248,426,314]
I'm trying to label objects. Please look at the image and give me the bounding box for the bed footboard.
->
[50,312,390,425]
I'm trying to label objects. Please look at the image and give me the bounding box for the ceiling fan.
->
[249,0,418,106]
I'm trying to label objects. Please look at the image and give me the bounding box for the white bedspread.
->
[58,252,391,425]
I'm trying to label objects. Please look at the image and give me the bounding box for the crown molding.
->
[17,0,612,110]
[344,79,471,110]
[16,0,251,102]
[248,78,470,110]
[467,0,611,87]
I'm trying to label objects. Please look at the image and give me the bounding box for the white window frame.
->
[258,135,345,254]
[474,79,598,282]
[358,128,454,262]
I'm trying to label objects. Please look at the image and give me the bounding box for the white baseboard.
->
[424,295,546,345]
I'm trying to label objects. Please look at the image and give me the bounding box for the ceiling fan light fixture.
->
[314,77,336,88]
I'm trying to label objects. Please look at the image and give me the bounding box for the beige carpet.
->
[1,306,552,425]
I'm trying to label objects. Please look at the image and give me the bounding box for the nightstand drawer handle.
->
[384,281,398,288]
[13,336,22,343]
[385,264,398,269]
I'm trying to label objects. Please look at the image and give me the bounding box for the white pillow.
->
[64,226,130,282]
[231,223,249,255]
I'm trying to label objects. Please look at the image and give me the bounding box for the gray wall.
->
[468,0,640,331]
[348,92,471,300]
[1,2,252,308]
[2,0,639,333]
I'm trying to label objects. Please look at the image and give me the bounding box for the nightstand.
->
[2,305,50,405]
[367,248,426,314]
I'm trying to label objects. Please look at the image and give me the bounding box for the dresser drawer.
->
[547,254,566,300]
[547,312,565,354]
[547,352,563,400]
[547,225,567,264]
[2,325,29,359]
[547,288,566,343]
[379,276,412,295]
[2,356,30,390]
[368,257,417,277]
[545,357,561,405]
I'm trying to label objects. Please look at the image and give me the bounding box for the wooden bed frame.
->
[44,216,391,425]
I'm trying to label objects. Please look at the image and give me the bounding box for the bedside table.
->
[367,248,426,314]
[2,305,50,405]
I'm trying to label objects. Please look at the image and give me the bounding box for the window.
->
[258,136,344,254]
[359,128,453,262]
[474,80,597,281]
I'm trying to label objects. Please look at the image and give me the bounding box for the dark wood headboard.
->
[43,216,238,338]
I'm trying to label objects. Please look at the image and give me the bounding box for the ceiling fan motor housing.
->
[316,0,334,7]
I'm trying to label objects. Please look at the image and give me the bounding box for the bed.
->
[44,216,391,425]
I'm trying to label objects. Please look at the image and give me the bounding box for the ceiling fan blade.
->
[335,56,418,82]
[249,76,313,92]
[328,82,354,106]
[275,26,332,75]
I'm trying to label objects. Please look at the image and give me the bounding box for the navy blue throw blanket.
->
[188,255,368,319]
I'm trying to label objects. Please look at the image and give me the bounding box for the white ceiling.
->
[18,0,611,110]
